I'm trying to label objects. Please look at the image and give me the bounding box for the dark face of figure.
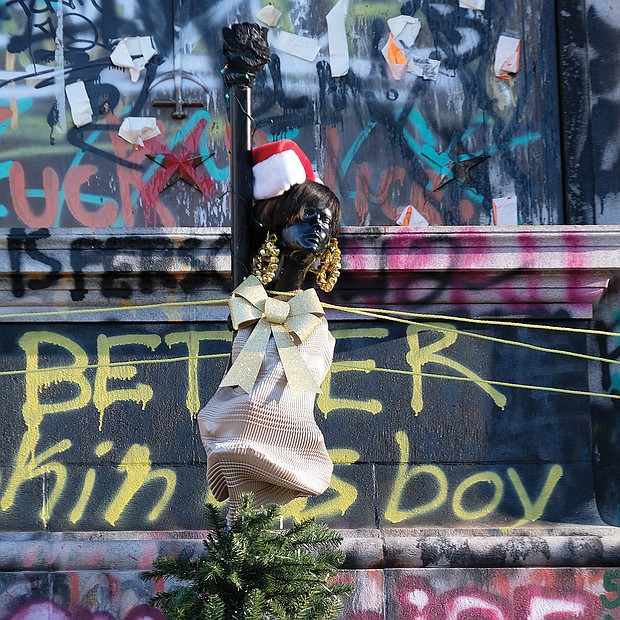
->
[280,202,333,255]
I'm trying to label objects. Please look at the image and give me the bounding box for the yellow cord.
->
[0,294,618,402]
[321,303,620,368]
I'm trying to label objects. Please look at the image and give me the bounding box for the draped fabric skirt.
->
[198,318,334,515]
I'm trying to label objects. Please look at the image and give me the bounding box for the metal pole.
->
[222,23,270,288]
[228,82,253,288]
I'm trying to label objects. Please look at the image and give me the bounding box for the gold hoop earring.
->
[251,232,280,285]
[311,238,341,292]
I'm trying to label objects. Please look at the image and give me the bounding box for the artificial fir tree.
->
[142,494,353,620]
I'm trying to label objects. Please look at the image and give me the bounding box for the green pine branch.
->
[142,493,353,620]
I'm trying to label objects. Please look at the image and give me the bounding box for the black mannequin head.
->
[252,180,342,291]
[255,180,341,245]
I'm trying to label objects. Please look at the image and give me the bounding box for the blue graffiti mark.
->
[509,133,542,148]
[340,120,377,178]
[0,160,13,178]
[0,160,12,217]
[0,99,33,136]
[25,189,44,198]
[406,109,437,148]
[269,128,300,141]
[461,113,486,141]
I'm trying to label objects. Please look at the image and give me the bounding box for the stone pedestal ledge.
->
[1,526,620,572]
[0,226,617,320]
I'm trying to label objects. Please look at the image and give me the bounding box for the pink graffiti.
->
[390,577,604,620]
[7,601,165,620]
[437,589,509,620]
[513,586,602,620]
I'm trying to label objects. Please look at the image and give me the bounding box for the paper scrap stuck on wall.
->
[494,35,521,79]
[326,0,349,77]
[256,4,282,28]
[381,34,408,81]
[65,80,93,127]
[110,36,157,82]
[459,0,486,10]
[408,56,441,81]
[397,204,430,227]
[387,15,421,47]
[273,30,320,62]
[118,117,161,146]
[492,196,518,225]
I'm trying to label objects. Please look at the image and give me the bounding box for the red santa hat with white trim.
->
[252,139,320,200]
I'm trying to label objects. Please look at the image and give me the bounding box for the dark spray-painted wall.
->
[0,317,602,531]
[0,0,564,227]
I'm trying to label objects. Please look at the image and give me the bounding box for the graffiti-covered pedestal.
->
[0,226,619,619]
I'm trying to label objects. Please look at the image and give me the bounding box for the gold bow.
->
[219,275,325,395]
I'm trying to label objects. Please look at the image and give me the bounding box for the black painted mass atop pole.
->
[222,23,270,289]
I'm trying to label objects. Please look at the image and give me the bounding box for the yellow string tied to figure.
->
[219,275,325,395]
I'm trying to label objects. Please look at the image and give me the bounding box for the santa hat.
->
[252,139,318,200]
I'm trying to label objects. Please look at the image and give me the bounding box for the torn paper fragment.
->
[256,4,282,28]
[494,35,520,79]
[118,117,161,147]
[407,56,441,81]
[110,36,157,82]
[273,30,320,62]
[327,0,349,77]
[492,196,518,225]
[397,204,429,227]
[387,15,421,48]
[381,34,408,81]
[65,80,93,127]
[459,0,486,10]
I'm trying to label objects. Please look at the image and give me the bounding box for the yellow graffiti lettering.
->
[165,330,231,417]
[406,324,507,415]
[94,334,160,431]
[1,332,90,523]
[69,468,96,524]
[1,438,72,524]
[95,441,113,457]
[104,444,176,526]
[384,431,448,523]
[19,331,92,429]
[452,472,504,521]
[283,450,360,521]
[317,329,388,418]
[506,464,563,528]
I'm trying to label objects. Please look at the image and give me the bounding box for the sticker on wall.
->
[387,15,421,48]
[459,0,486,10]
[492,196,518,225]
[118,117,161,146]
[408,56,441,81]
[381,34,408,80]
[273,30,320,62]
[327,0,349,77]
[110,36,158,82]
[396,204,430,227]
[256,4,282,28]
[65,80,93,127]
[494,36,521,79]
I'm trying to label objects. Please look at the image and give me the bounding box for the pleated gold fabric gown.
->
[198,316,334,512]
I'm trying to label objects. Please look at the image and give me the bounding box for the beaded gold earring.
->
[251,232,280,285]
[310,238,341,292]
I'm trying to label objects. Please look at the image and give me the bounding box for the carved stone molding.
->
[0,225,617,320]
